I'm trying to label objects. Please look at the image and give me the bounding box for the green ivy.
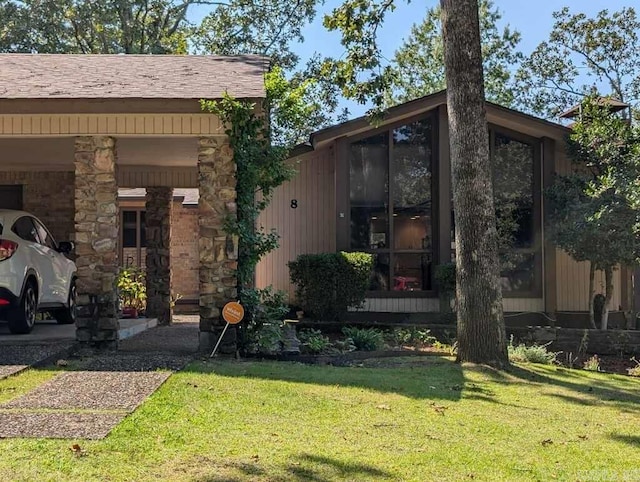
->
[288,251,373,320]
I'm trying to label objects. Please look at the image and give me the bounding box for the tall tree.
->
[0,0,195,53]
[547,96,640,329]
[516,7,640,120]
[391,0,521,107]
[441,0,508,366]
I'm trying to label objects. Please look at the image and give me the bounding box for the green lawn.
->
[1,357,639,481]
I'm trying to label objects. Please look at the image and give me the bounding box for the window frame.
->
[120,208,146,267]
[341,111,440,298]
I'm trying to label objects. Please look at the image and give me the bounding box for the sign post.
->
[210,301,245,358]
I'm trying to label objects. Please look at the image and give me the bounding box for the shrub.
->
[117,267,146,311]
[434,263,456,293]
[298,329,332,354]
[388,327,436,347]
[288,252,373,319]
[583,355,601,372]
[508,336,557,365]
[241,286,289,354]
[342,326,384,351]
[628,358,640,377]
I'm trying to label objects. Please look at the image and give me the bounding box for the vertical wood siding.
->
[256,145,336,300]
[553,145,622,311]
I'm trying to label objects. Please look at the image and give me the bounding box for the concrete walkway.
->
[0,316,200,439]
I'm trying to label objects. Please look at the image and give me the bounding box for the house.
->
[255,91,634,327]
[0,53,267,347]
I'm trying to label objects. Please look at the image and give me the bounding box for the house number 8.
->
[291,199,298,209]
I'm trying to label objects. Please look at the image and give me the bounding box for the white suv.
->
[0,210,77,334]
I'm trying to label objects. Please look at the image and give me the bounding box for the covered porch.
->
[0,54,267,349]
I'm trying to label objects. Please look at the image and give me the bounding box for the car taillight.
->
[0,239,18,261]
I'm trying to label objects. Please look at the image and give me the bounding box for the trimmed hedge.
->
[288,252,373,320]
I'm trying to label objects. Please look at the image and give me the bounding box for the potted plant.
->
[117,267,146,318]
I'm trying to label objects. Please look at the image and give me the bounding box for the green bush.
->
[583,355,600,372]
[288,252,373,319]
[388,327,436,347]
[434,263,456,293]
[241,286,289,354]
[342,326,385,351]
[508,336,557,365]
[298,329,332,354]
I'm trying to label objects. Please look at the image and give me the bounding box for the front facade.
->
[256,91,632,327]
[0,54,266,346]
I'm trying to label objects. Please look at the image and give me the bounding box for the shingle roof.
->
[0,54,268,99]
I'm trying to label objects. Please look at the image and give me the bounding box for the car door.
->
[11,216,52,303]
[32,218,69,304]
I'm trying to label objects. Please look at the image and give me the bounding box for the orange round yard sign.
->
[222,301,244,324]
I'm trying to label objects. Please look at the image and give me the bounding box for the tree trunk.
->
[588,262,596,329]
[441,0,508,367]
[602,265,614,330]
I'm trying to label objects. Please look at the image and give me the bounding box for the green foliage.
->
[390,0,521,107]
[240,287,288,355]
[298,329,332,354]
[0,0,191,54]
[508,336,557,365]
[628,358,640,377]
[516,7,640,119]
[116,267,146,311]
[583,355,601,372]
[434,263,456,294]
[201,89,296,295]
[547,95,640,271]
[387,327,436,347]
[288,252,373,320]
[247,322,284,355]
[342,326,384,351]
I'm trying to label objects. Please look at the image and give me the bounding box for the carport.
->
[0,54,266,348]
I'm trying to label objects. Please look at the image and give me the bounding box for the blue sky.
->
[189,0,634,117]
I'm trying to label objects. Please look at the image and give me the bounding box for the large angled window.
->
[349,116,434,292]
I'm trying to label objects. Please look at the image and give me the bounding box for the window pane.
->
[392,118,433,250]
[33,219,57,249]
[500,252,535,292]
[493,133,534,248]
[123,210,137,248]
[350,133,389,249]
[369,253,390,291]
[393,253,432,291]
[12,216,38,243]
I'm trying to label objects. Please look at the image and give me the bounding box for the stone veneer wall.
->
[198,137,238,350]
[74,136,119,347]
[0,171,75,243]
[145,187,173,325]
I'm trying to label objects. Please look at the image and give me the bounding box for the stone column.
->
[197,136,238,352]
[74,136,119,348]
[145,187,173,325]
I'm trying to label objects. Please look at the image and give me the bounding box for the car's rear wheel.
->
[8,281,37,334]
[54,280,77,325]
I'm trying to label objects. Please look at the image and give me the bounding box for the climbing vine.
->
[200,68,311,301]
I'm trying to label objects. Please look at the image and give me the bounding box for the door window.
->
[33,219,58,250]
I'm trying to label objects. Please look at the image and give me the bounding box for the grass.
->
[0,356,639,481]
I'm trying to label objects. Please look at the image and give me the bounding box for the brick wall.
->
[118,199,199,302]
[0,171,75,243]
[170,202,199,301]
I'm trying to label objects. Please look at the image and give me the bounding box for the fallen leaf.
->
[251,454,259,460]
[541,439,553,446]
[70,444,87,457]
[578,435,588,440]
[376,404,391,411]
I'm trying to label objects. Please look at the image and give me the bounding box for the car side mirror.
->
[58,241,74,254]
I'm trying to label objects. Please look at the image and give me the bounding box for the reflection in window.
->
[451,130,540,293]
[349,117,434,291]
[122,211,138,248]
[350,133,389,249]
